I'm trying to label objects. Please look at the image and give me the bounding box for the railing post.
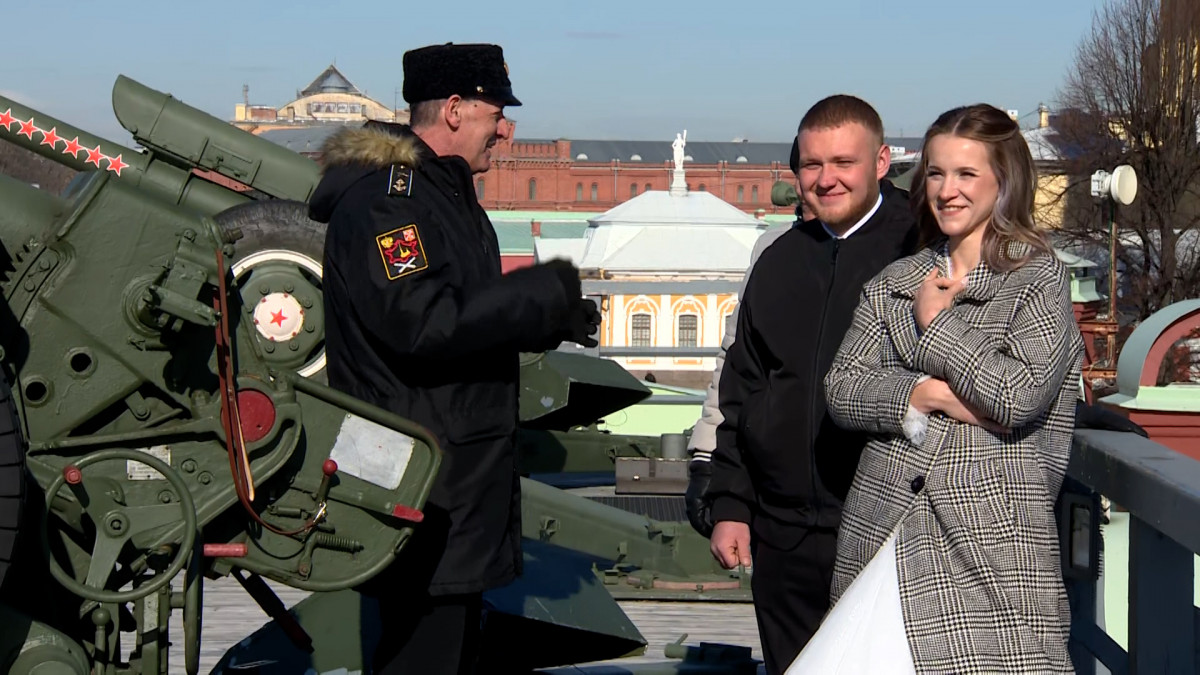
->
[1129,515,1195,674]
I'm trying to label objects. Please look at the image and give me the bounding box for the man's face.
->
[451,98,513,174]
[797,122,890,229]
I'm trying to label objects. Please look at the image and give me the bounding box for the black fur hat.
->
[402,43,522,107]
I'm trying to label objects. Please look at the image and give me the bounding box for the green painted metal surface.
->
[519,351,653,430]
[1100,299,1200,411]
[112,76,322,203]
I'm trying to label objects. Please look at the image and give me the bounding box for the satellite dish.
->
[1090,165,1138,205]
[1110,165,1138,205]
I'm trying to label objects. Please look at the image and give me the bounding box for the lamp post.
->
[1090,164,1139,370]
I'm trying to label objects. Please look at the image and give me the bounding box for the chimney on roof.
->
[1038,103,1051,129]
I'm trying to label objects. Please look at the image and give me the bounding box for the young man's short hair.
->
[799,95,884,146]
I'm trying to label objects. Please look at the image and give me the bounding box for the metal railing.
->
[1066,429,1200,674]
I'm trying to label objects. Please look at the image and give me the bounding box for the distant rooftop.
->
[300,65,362,97]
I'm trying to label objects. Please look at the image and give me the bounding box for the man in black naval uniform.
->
[308,43,600,674]
[705,95,919,674]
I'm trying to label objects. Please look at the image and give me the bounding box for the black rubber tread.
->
[0,370,25,590]
[214,199,326,265]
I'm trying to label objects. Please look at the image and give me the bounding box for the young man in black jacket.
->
[308,43,599,674]
[706,95,918,674]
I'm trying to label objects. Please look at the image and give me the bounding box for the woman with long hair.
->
[787,103,1083,673]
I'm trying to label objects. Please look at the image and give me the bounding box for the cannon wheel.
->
[0,370,24,590]
[214,200,328,382]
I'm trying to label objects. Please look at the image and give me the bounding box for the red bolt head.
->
[64,465,82,485]
[322,459,338,476]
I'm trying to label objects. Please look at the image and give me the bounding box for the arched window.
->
[698,183,706,192]
[476,178,485,200]
[645,183,652,193]
[631,313,653,347]
[576,183,583,201]
[737,186,745,202]
[528,178,537,201]
[677,314,698,347]
[630,183,638,198]
[591,183,598,201]
[751,185,759,202]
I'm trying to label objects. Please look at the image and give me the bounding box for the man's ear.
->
[443,95,465,131]
[875,143,891,181]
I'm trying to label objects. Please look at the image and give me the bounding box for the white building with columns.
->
[534,181,785,387]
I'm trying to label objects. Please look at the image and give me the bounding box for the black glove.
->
[1074,400,1149,437]
[565,298,600,348]
[542,258,582,303]
[686,459,715,539]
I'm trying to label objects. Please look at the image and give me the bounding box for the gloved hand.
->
[565,298,600,348]
[1074,400,1149,437]
[543,258,582,303]
[686,459,715,538]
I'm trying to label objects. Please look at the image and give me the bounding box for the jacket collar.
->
[887,237,1021,303]
[319,122,430,170]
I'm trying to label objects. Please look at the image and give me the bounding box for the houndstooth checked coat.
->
[823,242,1083,673]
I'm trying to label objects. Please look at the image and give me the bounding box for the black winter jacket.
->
[309,123,573,595]
[708,184,918,546]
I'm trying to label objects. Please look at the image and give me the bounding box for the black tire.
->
[214,200,328,382]
[0,370,25,591]
[214,200,326,264]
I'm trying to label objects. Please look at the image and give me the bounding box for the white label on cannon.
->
[328,414,413,491]
[127,445,171,480]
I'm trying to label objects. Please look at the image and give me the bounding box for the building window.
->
[752,185,759,202]
[698,183,706,192]
[630,183,638,198]
[576,183,583,200]
[591,183,598,201]
[645,183,652,193]
[631,314,652,347]
[476,178,485,200]
[677,314,698,348]
[528,178,537,201]
[737,186,744,203]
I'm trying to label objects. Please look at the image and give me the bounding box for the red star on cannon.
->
[17,118,36,139]
[0,109,14,131]
[84,146,103,167]
[105,154,128,176]
[40,127,61,149]
[62,136,83,158]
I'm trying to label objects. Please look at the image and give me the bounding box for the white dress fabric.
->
[784,529,916,674]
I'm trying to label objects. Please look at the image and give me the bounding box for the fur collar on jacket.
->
[319,125,423,169]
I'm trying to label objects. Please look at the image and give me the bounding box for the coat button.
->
[910,475,926,494]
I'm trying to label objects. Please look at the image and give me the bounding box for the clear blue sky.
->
[0,0,1104,147]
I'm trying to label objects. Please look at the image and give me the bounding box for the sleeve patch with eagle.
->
[376,225,429,280]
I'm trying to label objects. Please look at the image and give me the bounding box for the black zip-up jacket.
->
[308,123,573,595]
[708,183,917,545]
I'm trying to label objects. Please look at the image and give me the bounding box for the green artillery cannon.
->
[0,77,759,673]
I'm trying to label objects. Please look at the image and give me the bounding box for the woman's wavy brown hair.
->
[911,104,1053,272]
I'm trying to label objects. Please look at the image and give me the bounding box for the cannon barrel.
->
[0,91,247,216]
[0,74,326,219]
[111,75,322,204]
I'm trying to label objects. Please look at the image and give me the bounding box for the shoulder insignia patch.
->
[388,164,414,197]
[376,225,428,280]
